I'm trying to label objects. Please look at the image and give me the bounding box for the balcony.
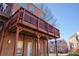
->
[0,3,11,18]
[6,7,60,38]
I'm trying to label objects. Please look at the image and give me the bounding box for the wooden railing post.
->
[37,18,39,30]
[19,8,24,23]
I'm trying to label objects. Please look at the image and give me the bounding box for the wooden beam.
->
[0,28,5,55]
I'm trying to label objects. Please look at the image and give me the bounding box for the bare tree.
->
[40,4,57,27]
[34,3,59,28]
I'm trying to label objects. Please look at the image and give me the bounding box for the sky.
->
[47,3,79,41]
[21,3,79,42]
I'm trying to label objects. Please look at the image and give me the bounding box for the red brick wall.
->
[1,31,24,56]
[1,31,15,56]
[39,39,48,56]
[0,31,48,56]
[11,3,20,15]
[26,3,42,18]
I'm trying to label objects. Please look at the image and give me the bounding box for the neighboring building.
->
[0,3,60,56]
[57,39,68,53]
[48,39,68,53]
[69,32,79,53]
[48,41,55,53]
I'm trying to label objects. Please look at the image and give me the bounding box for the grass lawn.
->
[67,53,79,56]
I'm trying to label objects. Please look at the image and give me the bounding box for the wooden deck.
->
[6,7,60,39]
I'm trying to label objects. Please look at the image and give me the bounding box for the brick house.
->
[48,39,68,53]
[69,32,79,53]
[0,3,60,56]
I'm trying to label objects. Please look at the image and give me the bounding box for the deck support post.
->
[55,39,58,56]
[35,33,41,56]
[13,26,20,56]
[37,35,40,56]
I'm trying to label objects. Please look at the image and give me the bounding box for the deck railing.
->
[6,7,60,38]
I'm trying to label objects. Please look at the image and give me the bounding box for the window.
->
[6,6,11,15]
[34,3,42,9]
[0,3,11,16]
[77,43,79,46]
[30,6,35,13]
[0,3,8,12]
[3,3,8,12]
[20,3,27,8]
[0,3,3,11]
[70,43,74,49]
[76,34,79,42]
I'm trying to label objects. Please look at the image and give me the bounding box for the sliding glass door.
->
[16,41,23,56]
[27,42,32,56]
